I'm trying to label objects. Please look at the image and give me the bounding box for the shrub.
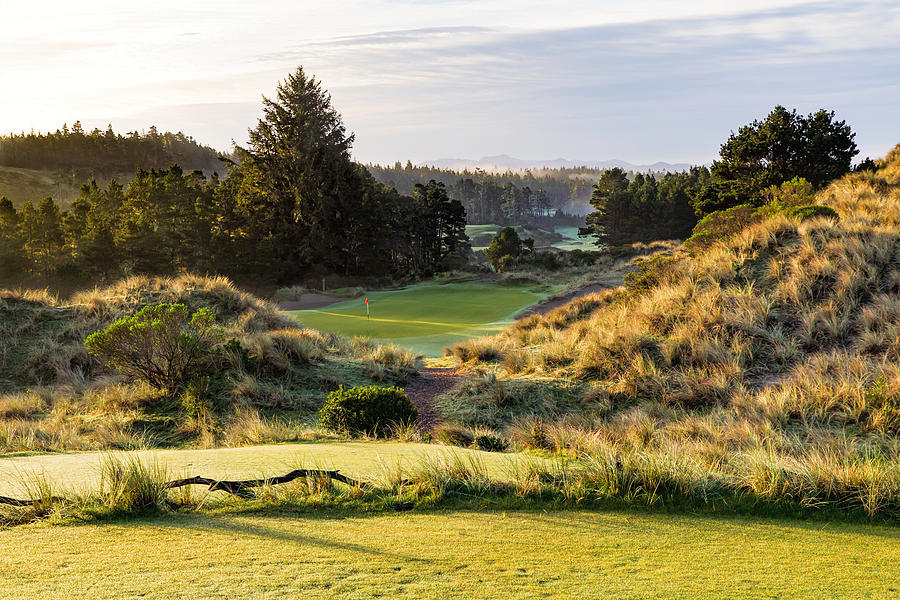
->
[85,304,221,392]
[685,180,838,255]
[623,255,679,296]
[474,431,510,452]
[761,177,816,209]
[684,204,761,255]
[784,204,839,221]
[485,227,532,271]
[318,385,417,437]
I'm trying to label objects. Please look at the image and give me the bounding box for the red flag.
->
[365,297,369,306]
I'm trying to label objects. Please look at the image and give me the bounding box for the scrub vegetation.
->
[0,274,417,453]
[440,145,900,519]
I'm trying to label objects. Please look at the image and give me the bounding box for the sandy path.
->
[404,367,463,430]
[516,283,608,318]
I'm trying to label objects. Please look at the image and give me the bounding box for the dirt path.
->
[404,367,463,430]
[516,283,608,318]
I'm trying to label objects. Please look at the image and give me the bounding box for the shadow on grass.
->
[521,508,900,541]
[147,513,431,564]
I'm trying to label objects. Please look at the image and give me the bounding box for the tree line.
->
[367,163,596,224]
[580,106,863,248]
[580,168,710,246]
[0,68,468,286]
[0,124,223,176]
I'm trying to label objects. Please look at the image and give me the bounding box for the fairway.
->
[466,224,592,252]
[2,510,897,599]
[552,225,593,251]
[0,442,539,497]
[286,281,545,356]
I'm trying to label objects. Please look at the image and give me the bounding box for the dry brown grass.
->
[441,144,900,512]
[0,274,419,452]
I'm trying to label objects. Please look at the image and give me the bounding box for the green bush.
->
[784,204,839,221]
[474,432,510,452]
[623,255,679,296]
[85,304,221,392]
[318,385,417,437]
[684,187,839,256]
[684,204,760,255]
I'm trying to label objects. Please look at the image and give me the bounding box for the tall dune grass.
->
[0,274,420,451]
[437,144,900,516]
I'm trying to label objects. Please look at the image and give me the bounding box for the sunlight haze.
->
[2,0,898,163]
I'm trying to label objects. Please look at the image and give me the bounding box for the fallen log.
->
[0,494,62,507]
[0,469,369,506]
[163,469,371,497]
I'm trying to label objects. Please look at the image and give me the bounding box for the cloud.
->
[262,1,899,162]
[1,1,897,162]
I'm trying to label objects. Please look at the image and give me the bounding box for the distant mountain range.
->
[420,154,695,173]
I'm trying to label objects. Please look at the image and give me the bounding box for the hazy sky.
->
[1,0,898,164]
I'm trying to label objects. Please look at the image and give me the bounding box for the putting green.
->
[286,281,546,356]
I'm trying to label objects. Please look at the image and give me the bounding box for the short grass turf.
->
[553,225,595,251]
[286,281,545,356]
[0,441,542,497]
[2,510,897,599]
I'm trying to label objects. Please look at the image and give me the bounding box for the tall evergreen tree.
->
[239,66,358,279]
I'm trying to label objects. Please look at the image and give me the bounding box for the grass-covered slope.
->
[0,275,416,452]
[0,166,133,208]
[443,144,900,517]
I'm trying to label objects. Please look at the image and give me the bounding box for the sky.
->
[1,0,898,165]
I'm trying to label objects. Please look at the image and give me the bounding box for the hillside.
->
[441,144,900,517]
[0,125,226,207]
[0,275,416,451]
[0,165,134,208]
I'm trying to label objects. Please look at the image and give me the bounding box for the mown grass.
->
[287,280,546,357]
[1,509,898,598]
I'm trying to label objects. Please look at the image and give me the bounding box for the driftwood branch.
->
[0,494,63,507]
[163,469,371,497]
[0,469,370,506]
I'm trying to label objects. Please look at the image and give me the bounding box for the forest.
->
[368,163,596,224]
[0,79,867,291]
[0,124,223,176]
[0,69,468,287]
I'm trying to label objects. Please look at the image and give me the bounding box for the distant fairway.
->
[286,281,545,356]
[466,223,594,252]
[552,225,594,251]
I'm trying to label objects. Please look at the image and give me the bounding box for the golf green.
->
[286,281,545,356]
